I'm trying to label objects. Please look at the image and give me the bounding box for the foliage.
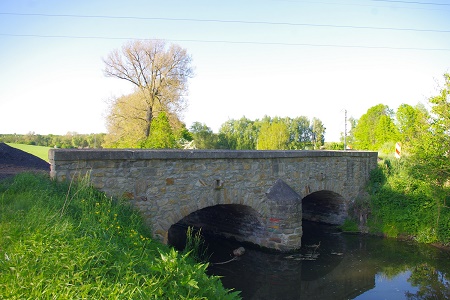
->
[367,159,450,245]
[190,122,218,149]
[0,173,240,299]
[183,227,209,263]
[103,92,149,148]
[285,116,314,150]
[214,115,325,150]
[103,40,193,140]
[324,141,344,150]
[406,264,450,299]
[311,117,326,149]
[408,74,450,186]
[353,104,399,150]
[142,112,176,149]
[396,103,430,152]
[339,219,359,232]
[103,92,190,149]
[218,117,258,150]
[257,118,289,150]
[363,75,450,246]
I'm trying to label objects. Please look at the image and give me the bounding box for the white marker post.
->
[395,142,401,159]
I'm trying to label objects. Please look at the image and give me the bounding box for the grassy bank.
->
[6,143,51,162]
[359,158,450,246]
[0,173,240,299]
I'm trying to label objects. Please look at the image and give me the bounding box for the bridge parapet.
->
[49,149,377,251]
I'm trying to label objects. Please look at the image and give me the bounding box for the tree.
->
[218,117,258,150]
[143,112,176,148]
[190,122,217,149]
[103,93,149,148]
[396,103,429,151]
[257,119,289,150]
[286,116,313,150]
[409,74,450,186]
[103,40,193,139]
[311,117,326,149]
[353,104,399,150]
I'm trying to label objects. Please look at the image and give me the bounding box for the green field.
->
[7,143,51,162]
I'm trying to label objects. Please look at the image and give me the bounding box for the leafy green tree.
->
[353,104,399,150]
[311,117,326,149]
[143,112,176,149]
[190,122,217,149]
[286,116,313,149]
[218,117,258,150]
[257,119,289,150]
[409,74,450,186]
[174,125,193,149]
[396,103,430,152]
[103,93,148,148]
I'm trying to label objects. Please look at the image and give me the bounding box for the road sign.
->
[395,142,401,159]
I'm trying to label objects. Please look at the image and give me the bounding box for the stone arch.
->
[167,204,267,249]
[301,190,347,225]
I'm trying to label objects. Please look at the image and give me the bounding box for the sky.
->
[1,0,449,142]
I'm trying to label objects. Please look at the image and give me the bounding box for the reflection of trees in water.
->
[406,264,450,300]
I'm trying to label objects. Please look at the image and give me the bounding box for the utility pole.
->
[344,109,347,151]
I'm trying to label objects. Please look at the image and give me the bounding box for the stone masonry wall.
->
[49,149,378,251]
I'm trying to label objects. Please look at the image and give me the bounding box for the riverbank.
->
[344,157,450,250]
[0,173,240,299]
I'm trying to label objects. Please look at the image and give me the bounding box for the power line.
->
[1,12,449,34]
[2,33,450,52]
[370,0,450,6]
[280,0,450,7]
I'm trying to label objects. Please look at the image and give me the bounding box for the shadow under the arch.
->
[168,204,266,252]
[302,190,347,225]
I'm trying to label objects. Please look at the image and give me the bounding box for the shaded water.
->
[199,221,450,300]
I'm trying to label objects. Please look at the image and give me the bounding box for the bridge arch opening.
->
[167,204,265,250]
[302,190,347,225]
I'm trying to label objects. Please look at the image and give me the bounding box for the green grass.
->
[0,173,241,299]
[6,143,51,162]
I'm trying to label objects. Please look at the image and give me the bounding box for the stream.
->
[199,221,450,300]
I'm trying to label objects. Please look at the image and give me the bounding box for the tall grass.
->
[0,173,240,299]
[183,227,209,263]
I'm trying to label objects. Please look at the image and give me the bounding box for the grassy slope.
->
[0,173,240,299]
[6,143,51,162]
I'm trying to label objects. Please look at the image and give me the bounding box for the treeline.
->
[0,115,329,150]
[190,116,326,150]
[0,132,106,149]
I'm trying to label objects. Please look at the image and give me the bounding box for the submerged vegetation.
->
[0,173,240,299]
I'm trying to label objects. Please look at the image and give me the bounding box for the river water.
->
[199,221,450,300]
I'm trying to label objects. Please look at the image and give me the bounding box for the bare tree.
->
[103,40,193,138]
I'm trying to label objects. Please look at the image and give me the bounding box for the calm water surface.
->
[203,221,450,300]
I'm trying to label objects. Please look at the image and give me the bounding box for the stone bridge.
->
[49,149,377,252]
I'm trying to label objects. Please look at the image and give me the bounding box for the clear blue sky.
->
[1,0,449,141]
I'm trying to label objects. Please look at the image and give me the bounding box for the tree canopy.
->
[352,104,399,150]
[408,73,450,186]
[103,40,193,142]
